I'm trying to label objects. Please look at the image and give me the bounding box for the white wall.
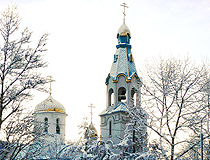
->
[34,111,67,142]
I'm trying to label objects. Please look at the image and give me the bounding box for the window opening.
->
[44,117,48,133]
[108,88,114,106]
[129,53,133,62]
[131,88,137,106]
[118,87,126,103]
[56,118,60,134]
[109,121,112,136]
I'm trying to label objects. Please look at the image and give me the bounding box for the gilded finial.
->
[47,76,55,95]
[120,3,128,24]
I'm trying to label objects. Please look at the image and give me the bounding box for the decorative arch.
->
[106,116,115,124]
[113,74,129,83]
[118,87,126,103]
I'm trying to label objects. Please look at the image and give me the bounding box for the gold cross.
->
[47,76,55,95]
[88,103,95,124]
[121,3,128,24]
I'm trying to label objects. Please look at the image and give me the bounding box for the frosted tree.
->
[117,107,148,155]
[142,57,210,160]
[17,136,77,159]
[37,136,70,159]
[77,116,101,158]
[77,116,90,145]
[129,105,148,153]
[0,110,44,159]
[0,5,48,129]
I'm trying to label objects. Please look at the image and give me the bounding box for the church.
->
[33,2,147,151]
[99,19,143,144]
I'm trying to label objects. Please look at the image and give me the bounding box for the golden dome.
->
[89,123,98,138]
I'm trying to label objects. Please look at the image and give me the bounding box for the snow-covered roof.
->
[34,95,66,113]
[108,47,139,83]
[99,102,129,116]
[117,23,131,37]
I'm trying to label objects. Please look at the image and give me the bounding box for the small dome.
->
[89,123,98,138]
[117,23,131,37]
[34,95,66,113]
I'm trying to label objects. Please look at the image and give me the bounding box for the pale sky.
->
[0,0,210,141]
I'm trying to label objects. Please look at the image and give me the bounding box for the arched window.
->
[108,88,114,106]
[118,87,126,103]
[56,118,60,134]
[44,117,48,133]
[131,88,137,106]
[109,121,112,136]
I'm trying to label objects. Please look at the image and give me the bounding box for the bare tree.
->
[0,5,48,129]
[141,57,210,160]
[0,110,45,160]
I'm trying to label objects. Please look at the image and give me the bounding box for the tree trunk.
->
[170,138,175,160]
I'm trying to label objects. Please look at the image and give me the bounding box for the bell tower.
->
[100,3,142,145]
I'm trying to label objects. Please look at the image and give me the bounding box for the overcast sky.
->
[0,0,210,141]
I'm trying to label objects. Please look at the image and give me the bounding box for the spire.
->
[47,76,55,95]
[105,4,140,85]
[88,103,95,124]
[120,3,128,24]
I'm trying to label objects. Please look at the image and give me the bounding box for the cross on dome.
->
[120,3,128,24]
[88,103,95,124]
[47,76,55,95]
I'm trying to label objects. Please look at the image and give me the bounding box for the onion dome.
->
[117,23,131,37]
[89,123,98,138]
[34,95,66,113]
